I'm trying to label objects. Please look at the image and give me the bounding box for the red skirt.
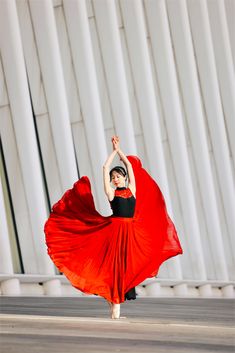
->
[44,156,183,303]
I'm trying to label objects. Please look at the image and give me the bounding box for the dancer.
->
[103,136,137,318]
[44,135,183,319]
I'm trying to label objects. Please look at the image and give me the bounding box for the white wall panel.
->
[29,0,78,191]
[53,0,62,7]
[119,29,143,138]
[120,0,182,279]
[93,0,136,155]
[1,106,41,274]
[120,0,171,189]
[207,0,235,167]
[89,18,113,130]
[187,0,235,275]
[0,0,54,275]
[55,5,82,124]
[224,0,235,68]
[36,113,63,206]
[0,174,14,274]
[210,149,234,279]
[72,120,100,212]
[17,1,64,209]
[63,0,110,214]
[86,0,94,18]
[16,0,48,116]
[0,58,8,107]
[165,0,229,280]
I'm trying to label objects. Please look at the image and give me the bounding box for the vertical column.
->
[224,0,235,67]
[92,0,136,155]
[120,0,184,279]
[63,0,111,214]
[0,179,21,294]
[120,0,171,190]
[147,0,228,280]
[207,0,235,165]
[187,0,235,273]
[0,179,14,274]
[0,0,54,274]
[121,0,208,279]
[29,0,78,191]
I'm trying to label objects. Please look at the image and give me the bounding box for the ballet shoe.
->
[111,303,120,319]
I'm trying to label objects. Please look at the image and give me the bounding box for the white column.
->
[1,279,21,295]
[187,0,235,269]
[29,0,78,191]
[222,285,234,298]
[0,0,54,274]
[207,0,235,165]
[156,0,228,280]
[43,279,62,296]
[121,0,207,279]
[0,179,14,274]
[119,0,170,190]
[121,0,182,279]
[224,0,235,67]
[63,0,111,214]
[145,282,161,296]
[92,0,136,155]
[174,283,188,296]
[199,284,212,297]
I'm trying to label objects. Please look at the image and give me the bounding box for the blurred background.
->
[0,0,234,298]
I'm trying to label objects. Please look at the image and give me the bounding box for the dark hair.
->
[109,166,127,181]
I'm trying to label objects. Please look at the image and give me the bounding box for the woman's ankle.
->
[111,303,120,319]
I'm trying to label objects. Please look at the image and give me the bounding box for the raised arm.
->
[103,149,117,199]
[117,149,136,194]
[113,136,136,195]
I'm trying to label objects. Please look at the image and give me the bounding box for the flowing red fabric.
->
[44,155,183,303]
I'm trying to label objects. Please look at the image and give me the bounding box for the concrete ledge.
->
[0,274,234,298]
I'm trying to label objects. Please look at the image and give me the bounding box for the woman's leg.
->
[111,303,120,319]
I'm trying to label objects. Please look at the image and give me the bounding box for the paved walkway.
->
[0,297,234,352]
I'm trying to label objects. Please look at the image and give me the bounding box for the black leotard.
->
[110,186,136,218]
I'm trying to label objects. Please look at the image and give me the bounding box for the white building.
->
[0,0,234,298]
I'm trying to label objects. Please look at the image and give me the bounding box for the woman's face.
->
[111,171,126,188]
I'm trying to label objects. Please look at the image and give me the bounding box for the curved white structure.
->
[0,0,234,297]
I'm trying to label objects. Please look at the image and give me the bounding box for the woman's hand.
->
[112,135,120,151]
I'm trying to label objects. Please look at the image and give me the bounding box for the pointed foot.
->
[111,303,120,319]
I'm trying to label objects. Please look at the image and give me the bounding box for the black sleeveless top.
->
[110,187,136,218]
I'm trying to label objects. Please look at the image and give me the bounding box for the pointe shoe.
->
[111,303,120,319]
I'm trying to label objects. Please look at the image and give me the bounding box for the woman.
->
[44,135,183,319]
[103,136,137,318]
